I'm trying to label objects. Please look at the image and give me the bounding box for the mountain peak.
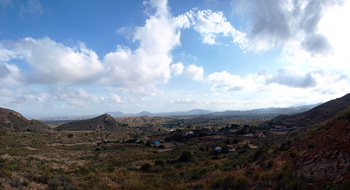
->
[56,113,129,133]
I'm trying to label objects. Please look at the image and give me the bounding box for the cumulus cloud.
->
[0,63,21,88]
[10,37,104,84]
[183,64,204,81]
[170,62,184,76]
[265,67,318,88]
[233,0,341,54]
[103,0,189,90]
[179,9,248,49]
[50,86,104,106]
[206,71,262,92]
[0,88,48,106]
[0,44,18,62]
[110,93,122,103]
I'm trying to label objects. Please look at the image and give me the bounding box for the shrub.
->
[279,143,289,151]
[252,148,264,162]
[308,143,315,149]
[154,159,164,166]
[267,160,274,169]
[68,134,73,138]
[231,176,250,190]
[232,139,239,144]
[164,137,171,142]
[152,165,163,173]
[141,163,152,172]
[178,151,192,162]
[107,165,115,172]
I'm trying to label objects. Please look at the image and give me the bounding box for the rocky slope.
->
[0,107,51,133]
[282,111,350,185]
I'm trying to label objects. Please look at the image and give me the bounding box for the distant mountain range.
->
[37,105,319,121]
[107,105,318,119]
[107,109,213,118]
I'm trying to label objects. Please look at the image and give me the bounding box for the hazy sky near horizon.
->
[0,0,350,117]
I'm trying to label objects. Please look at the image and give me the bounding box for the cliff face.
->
[56,114,130,133]
[0,107,51,133]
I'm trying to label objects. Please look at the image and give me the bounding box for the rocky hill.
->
[268,93,350,127]
[281,110,350,185]
[0,107,51,133]
[55,114,130,133]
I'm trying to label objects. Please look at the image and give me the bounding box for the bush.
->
[154,159,164,166]
[232,139,239,144]
[141,163,152,172]
[178,151,192,162]
[68,133,73,138]
[164,137,171,142]
[267,160,274,169]
[252,148,264,162]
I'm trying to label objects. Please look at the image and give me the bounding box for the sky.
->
[0,0,350,118]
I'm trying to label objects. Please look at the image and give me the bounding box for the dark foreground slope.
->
[56,114,130,133]
[0,107,51,133]
[268,93,350,127]
[281,111,350,185]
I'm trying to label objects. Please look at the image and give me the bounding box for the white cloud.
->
[265,67,318,88]
[205,67,350,111]
[0,88,48,107]
[50,86,104,106]
[282,1,350,71]
[206,71,263,92]
[0,45,18,62]
[0,63,21,89]
[103,0,187,91]
[170,62,184,76]
[180,9,248,49]
[13,37,104,84]
[233,0,343,54]
[110,93,122,103]
[171,98,202,104]
[184,64,204,81]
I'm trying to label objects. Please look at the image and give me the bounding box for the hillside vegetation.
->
[1,94,350,189]
[0,108,51,133]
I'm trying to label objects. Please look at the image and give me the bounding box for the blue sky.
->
[1,0,350,118]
